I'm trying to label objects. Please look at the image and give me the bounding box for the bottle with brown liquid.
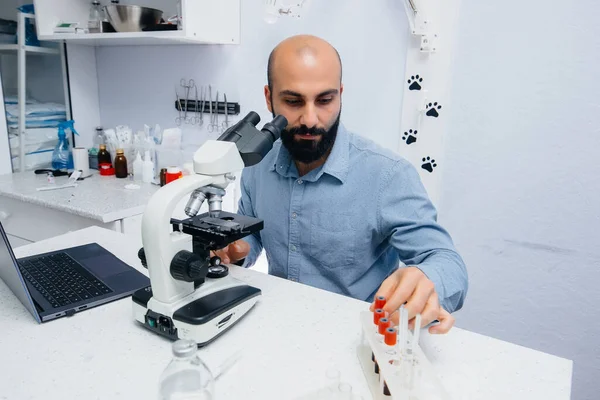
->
[160,168,167,186]
[97,144,112,166]
[114,149,128,178]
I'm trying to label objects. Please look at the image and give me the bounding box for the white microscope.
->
[132,112,287,346]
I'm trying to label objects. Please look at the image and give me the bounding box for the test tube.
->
[373,309,385,325]
[398,305,408,356]
[376,318,390,373]
[374,295,386,310]
[378,317,391,335]
[375,319,390,374]
[384,327,397,349]
[373,308,385,364]
[411,313,422,353]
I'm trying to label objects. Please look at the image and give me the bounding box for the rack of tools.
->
[174,79,240,134]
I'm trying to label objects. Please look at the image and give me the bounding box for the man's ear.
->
[340,83,344,96]
[264,85,273,113]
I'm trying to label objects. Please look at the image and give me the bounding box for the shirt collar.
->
[269,123,350,184]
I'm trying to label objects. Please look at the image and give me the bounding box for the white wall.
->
[441,1,600,399]
[94,0,409,154]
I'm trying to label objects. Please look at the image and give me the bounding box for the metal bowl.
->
[104,5,163,33]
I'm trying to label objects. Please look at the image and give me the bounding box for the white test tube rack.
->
[356,307,452,400]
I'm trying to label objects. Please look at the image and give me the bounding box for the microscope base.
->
[132,278,261,347]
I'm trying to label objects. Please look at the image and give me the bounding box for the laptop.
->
[0,221,150,323]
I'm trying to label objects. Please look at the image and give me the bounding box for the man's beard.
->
[276,110,341,164]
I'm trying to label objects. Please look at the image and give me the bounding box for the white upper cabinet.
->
[32,0,240,46]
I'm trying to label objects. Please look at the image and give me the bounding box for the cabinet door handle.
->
[0,211,10,221]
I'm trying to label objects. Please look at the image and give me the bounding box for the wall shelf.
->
[40,31,217,47]
[33,0,240,46]
[0,44,59,55]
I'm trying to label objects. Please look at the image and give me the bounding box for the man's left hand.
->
[369,267,455,334]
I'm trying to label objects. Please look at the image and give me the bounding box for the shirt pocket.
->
[309,211,356,269]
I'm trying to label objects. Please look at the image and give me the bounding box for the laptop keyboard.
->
[18,252,113,309]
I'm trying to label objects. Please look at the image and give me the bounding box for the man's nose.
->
[299,104,319,127]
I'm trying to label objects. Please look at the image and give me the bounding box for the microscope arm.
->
[142,173,227,304]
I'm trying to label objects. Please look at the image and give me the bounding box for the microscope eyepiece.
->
[216,112,288,167]
[243,111,261,126]
[261,115,288,143]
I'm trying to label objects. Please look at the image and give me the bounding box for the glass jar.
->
[114,148,128,178]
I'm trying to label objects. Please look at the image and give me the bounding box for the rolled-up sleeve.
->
[377,160,468,313]
[236,169,263,268]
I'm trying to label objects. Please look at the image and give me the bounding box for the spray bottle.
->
[52,120,80,170]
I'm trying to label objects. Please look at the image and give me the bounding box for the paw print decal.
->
[407,75,423,91]
[402,129,417,145]
[421,156,437,173]
[426,102,442,118]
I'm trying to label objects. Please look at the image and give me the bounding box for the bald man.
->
[216,35,468,333]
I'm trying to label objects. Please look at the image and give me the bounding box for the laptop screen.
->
[0,222,41,323]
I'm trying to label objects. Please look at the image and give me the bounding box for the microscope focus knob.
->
[138,248,147,268]
[188,261,208,281]
[170,250,208,282]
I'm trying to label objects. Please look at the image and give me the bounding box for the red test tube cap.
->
[378,317,391,335]
[375,295,386,310]
[373,309,385,325]
[384,327,397,346]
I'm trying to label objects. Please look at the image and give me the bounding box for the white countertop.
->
[0,171,159,223]
[0,227,573,400]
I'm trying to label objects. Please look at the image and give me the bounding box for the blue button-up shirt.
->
[238,123,468,313]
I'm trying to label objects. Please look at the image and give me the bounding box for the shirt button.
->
[292,212,297,219]
[297,179,303,184]
[290,245,297,252]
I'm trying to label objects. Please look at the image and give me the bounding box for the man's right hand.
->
[211,240,250,265]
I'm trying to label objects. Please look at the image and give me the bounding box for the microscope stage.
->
[171,211,263,250]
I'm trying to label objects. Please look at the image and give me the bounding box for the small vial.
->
[374,295,386,310]
[373,308,385,325]
[378,317,391,335]
[384,326,397,347]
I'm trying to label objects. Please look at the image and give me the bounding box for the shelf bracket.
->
[263,0,311,22]
[403,0,439,53]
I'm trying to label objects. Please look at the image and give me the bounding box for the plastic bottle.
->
[159,339,215,400]
[133,152,143,181]
[88,0,102,33]
[114,149,128,178]
[51,120,79,171]
[142,150,154,183]
[93,126,105,151]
